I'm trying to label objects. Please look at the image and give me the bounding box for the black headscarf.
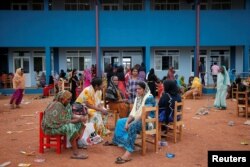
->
[163,80,179,96]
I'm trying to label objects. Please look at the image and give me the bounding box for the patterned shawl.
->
[129,82,151,119]
[13,68,25,89]
[42,91,72,130]
[106,76,123,101]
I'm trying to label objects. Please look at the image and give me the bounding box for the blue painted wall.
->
[0,0,250,84]
[0,9,250,47]
[0,11,96,47]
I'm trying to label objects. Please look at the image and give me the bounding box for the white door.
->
[13,56,31,87]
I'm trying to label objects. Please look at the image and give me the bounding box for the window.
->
[211,50,230,69]
[33,51,45,72]
[211,0,231,10]
[101,0,119,11]
[32,0,44,10]
[122,0,144,11]
[192,0,208,10]
[11,0,43,10]
[65,0,92,11]
[153,0,179,10]
[66,51,92,71]
[154,49,179,70]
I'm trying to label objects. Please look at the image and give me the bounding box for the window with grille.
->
[65,0,92,11]
[211,0,231,10]
[11,0,43,10]
[66,51,92,71]
[154,49,179,70]
[101,0,119,11]
[153,0,179,10]
[122,0,144,10]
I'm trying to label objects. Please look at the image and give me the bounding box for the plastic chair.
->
[159,101,184,143]
[39,112,66,154]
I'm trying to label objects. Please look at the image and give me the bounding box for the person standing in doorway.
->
[10,68,25,109]
[199,61,206,86]
[211,62,220,88]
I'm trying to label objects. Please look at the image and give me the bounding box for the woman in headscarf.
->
[69,69,79,104]
[42,90,88,159]
[167,67,175,80]
[76,77,110,136]
[177,76,187,94]
[83,68,92,89]
[214,66,230,110]
[10,68,25,109]
[147,68,158,97]
[43,75,54,97]
[103,81,155,164]
[116,65,127,98]
[106,76,129,118]
[182,77,202,99]
[40,72,46,87]
[158,80,182,124]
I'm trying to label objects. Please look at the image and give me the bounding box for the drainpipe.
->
[95,0,100,77]
[194,0,200,77]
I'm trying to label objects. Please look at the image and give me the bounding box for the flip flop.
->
[78,145,88,149]
[103,141,117,146]
[115,157,132,164]
[71,154,88,160]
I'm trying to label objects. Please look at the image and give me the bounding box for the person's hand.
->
[122,99,128,103]
[101,108,108,115]
[125,123,129,131]
[80,116,87,123]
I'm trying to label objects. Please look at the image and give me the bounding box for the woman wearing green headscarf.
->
[178,76,187,94]
[42,90,88,159]
[214,66,230,110]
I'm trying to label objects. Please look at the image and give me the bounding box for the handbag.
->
[72,102,88,115]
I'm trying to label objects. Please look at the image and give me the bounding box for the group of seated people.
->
[42,77,182,163]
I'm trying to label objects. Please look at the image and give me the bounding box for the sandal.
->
[115,157,132,164]
[71,153,88,160]
[103,141,117,146]
[78,145,87,149]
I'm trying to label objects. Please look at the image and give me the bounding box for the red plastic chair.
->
[39,112,66,154]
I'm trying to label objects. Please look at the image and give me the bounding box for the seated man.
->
[105,76,129,118]
[42,90,88,159]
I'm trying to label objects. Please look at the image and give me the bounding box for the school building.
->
[0,0,250,89]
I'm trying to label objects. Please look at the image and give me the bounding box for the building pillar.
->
[95,1,101,77]
[145,46,150,73]
[243,45,249,73]
[194,0,200,77]
[230,46,236,71]
[53,47,59,74]
[45,46,51,85]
